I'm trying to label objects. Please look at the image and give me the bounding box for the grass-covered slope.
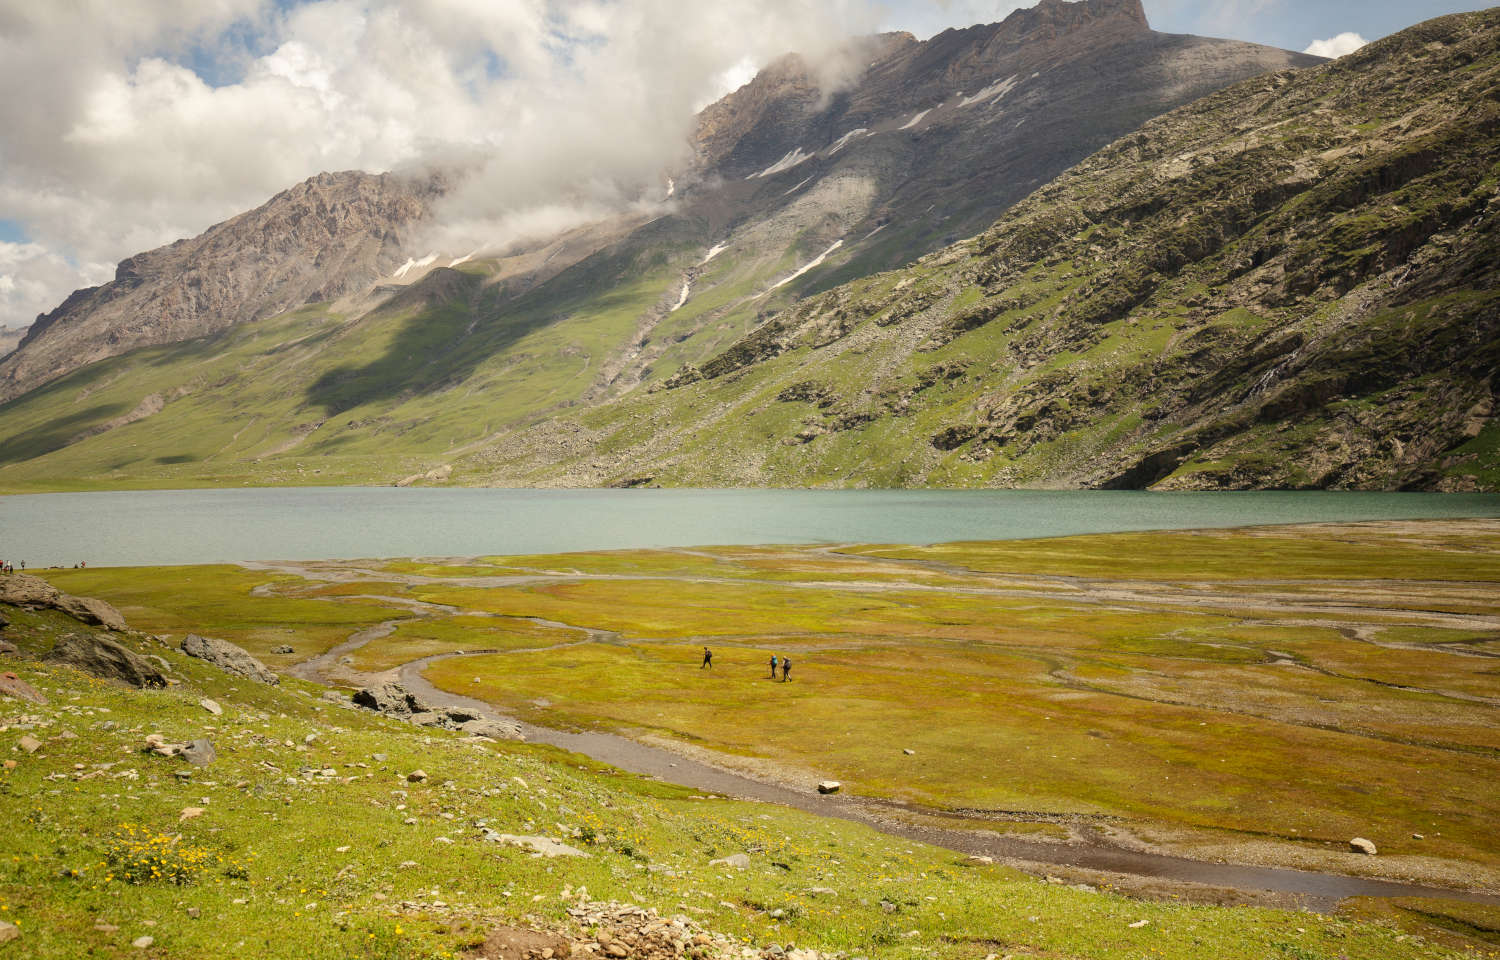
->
[4,589,1477,959]
[463,8,1500,491]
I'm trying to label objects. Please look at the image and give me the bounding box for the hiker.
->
[769,654,778,678]
[782,656,792,682]
[701,646,713,669]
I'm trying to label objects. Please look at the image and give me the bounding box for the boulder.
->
[44,634,165,688]
[17,734,42,754]
[0,671,47,704]
[0,574,61,608]
[56,595,127,631]
[409,711,448,727]
[180,739,217,767]
[272,644,294,654]
[180,634,279,684]
[0,640,17,656]
[199,698,223,715]
[1349,837,1378,856]
[459,717,524,741]
[817,780,842,795]
[0,919,18,943]
[352,682,429,716]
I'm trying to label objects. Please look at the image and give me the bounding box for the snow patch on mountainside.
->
[671,279,691,312]
[828,128,870,155]
[748,147,813,179]
[393,253,438,280]
[784,175,815,196]
[899,109,931,131]
[961,75,1019,107]
[700,242,728,265]
[769,239,843,291]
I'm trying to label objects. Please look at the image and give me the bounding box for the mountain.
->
[0,171,445,403]
[0,0,1326,490]
[471,6,1496,492]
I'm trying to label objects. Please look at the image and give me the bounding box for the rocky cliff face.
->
[0,171,445,402]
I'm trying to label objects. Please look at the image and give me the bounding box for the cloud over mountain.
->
[0,0,885,330]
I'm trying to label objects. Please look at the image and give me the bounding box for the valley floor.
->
[7,519,1500,957]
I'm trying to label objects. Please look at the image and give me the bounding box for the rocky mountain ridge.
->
[0,0,1335,489]
[465,6,1500,491]
[0,171,445,403]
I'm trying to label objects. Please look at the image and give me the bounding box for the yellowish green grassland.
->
[14,519,1500,956]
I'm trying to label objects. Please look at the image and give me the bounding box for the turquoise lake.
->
[3,487,1499,567]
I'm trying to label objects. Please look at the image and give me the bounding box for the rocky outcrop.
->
[180,634,280,685]
[0,574,127,630]
[353,681,523,740]
[0,170,445,402]
[43,633,166,688]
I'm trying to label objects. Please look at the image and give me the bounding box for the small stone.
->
[0,920,17,943]
[816,780,841,794]
[132,935,155,948]
[94,922,118,932]
[273,645,294,654]
[303,733,317,744]
[1128,919,1150,929]
[180,806,206,822]
[902,748,915,755]
[186,907,200,918]
[407,769,428,783]
[1412,833,1425,840]
[371,753,387,763]
[1349,837,1378,856]
[17,734,42,754]
[199,698,222,716]
[710,852,750,869]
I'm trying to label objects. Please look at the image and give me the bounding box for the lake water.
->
[2,487,1498,567]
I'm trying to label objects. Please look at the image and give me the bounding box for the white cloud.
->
[1303,31,1368,59]
[0,0,883,330]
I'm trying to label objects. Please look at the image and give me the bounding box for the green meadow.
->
[13,519,1500,956]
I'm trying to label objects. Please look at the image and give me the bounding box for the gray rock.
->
[56,595,127,631]
[0,640,18,655]
[132,935,154,949]
[409,711,448,727]
[352,682,430,717]
[180,634,279,685]
[199,698,223,716]
[458,717,524,741]
[445,708,479,724]
[407,769,428,783]
[817,780,841,794]
[0,671,47,704]
[1349,837,1378,856]
[0,919,18,943]
[710,852,751,869]
[44,634,165,688]
[272,645,294,654]
[17,734,42,754]
[180,738,217,767]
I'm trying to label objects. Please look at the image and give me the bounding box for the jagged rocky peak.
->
[0,168,444,402]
